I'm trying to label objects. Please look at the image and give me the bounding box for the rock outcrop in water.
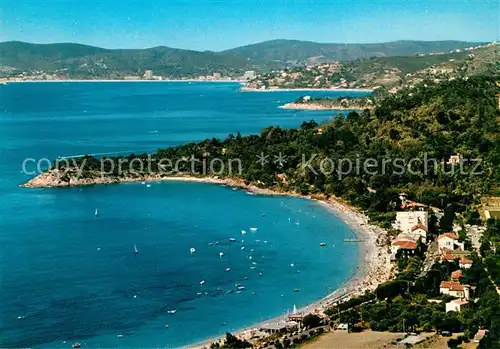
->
[22,169,162,188]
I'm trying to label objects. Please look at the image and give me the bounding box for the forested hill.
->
[224,39,484,64]
[0,40,484,78]
[49,76,500,227]
[0,41,272,78]
[155,76,500,219]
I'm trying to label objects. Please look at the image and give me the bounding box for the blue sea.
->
[0,82,368,348]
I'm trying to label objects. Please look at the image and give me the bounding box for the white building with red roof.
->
[393,211,429,238]
[459,258,473,269]
[410,224,428,243]
[438,233,465,252]
[440,281,470,299]
[391,234,420,256]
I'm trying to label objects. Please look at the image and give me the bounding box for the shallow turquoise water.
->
[0,82,366,348]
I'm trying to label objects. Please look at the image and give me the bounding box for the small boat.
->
[295,220,300,225]
[249,227,257,232]
[225,267,231,272]
[241,246,245,250]
[243,276,249,280]
[261,214,266,217]
[72,343,81,348]
[165,324,170,329]
[190,247,196,254]
[208,242,214,246]
[94,208,99,216]
[252,262,256,265]
[250,266,256,270]
[200,280,206,285]
[290,263,295,268]
[133,244,139,255]
[320,242,327,247]
[197,292,203,296]
[248,256,252,260]
[167,309,177,314]
[259,272,263,276]
[241,230,247,235]
[294,288,301,292]
[141,181,146,185]
[227,289,234,294]
[219,252,224,257]
[146,184,151,188]
[117,334,124,338]
[237,286,245,290]
[229,238,236,242]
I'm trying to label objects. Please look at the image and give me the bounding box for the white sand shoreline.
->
[3,79,244,83]
[278,102,373,111]
[241,87,374,92]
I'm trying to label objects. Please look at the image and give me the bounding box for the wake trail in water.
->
[58,149,157,159]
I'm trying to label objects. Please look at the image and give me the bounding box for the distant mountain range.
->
[0,41,268,78]
[225,39,485,64]
[224,40,480,63]
[0,40,486,78]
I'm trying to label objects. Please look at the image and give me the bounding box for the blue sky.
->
[1,0,498,50]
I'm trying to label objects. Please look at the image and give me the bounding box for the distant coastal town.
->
[0,69,255,83]
[1,41,496,94]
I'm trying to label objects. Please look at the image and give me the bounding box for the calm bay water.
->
[0,82,367,348]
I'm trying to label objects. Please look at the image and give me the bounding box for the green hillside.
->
[0,41,274,78]
[0,40,487,79]
[225,39,485,64]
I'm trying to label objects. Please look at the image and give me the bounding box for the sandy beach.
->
[3,79,244,83]
[278,102,374,111]
[22,172,393,348]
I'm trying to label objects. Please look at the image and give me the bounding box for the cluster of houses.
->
[390,194,430,259]
[390,193,474,271]
[438,261,476,314]
[245,62,355,90]
[437,232,473,268]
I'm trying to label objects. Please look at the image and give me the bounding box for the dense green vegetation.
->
[210,333,252,349]
[59,75,499,229]
[224,39,483,64]
[292,96,375,109]
[0,41,274,78]
[324,219,500,347]
[0,40,486,79]
[37,60,500,348]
